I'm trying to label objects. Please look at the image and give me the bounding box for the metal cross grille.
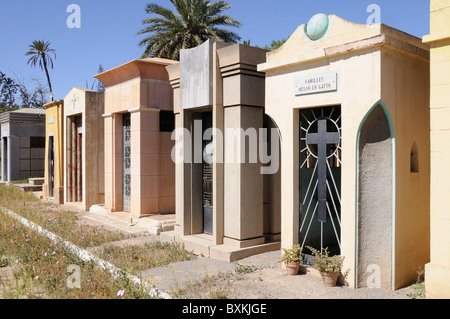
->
[299,106,342,256]
[123,113,131,212]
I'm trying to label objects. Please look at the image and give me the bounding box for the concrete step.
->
[12,183,43,192]
[29,178,44,186]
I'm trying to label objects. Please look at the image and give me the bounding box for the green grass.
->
[0,184,196,299]
[97,242,195,276]
[0,212,158,299]
[0,185,127,248]
[10,178,30,184]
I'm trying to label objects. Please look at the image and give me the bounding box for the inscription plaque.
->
[294,72,338,96]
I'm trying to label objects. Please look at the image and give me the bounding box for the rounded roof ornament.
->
[306,13,329,41]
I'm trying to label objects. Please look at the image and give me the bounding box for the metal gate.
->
[202,112,213,234]
[123,113,131,212]
[299,106,342,256]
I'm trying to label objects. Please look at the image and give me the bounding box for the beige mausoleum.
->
[63,88,105,211]
[258,14,430,290]
[166,40,281,261]
[94,58,177,218]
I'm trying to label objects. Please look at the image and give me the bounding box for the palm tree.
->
[137,0,242,60]
[25,40,56,101]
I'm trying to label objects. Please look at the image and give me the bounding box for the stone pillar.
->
[113,114,123,212]
[66,117,73,202]
[1,137,6,181]
[223,106,264,248]
[130,109,160,217]
[7,136,19,182]
[176,108,194,236]
[71,117,77,201]
[104,114,114,211]
[76,120,82,202]
[218,44,267,249]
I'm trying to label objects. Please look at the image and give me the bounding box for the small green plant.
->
[278,244,303,264]
[0,248,10,267]
[10,178,30,184]
[209,285,227,299]
[307,246,344,273]
[407,267,425,299]
[235,263,257,274]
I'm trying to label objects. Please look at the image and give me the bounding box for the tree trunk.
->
[42,55,54,101]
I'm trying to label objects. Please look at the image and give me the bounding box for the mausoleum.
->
[94,58,177,217]
[1,108,46,182]
[423,0,450,299]
[43,100,65,204]
[166,40,281,261]
[258,14,430,290]
[63,88,105,211]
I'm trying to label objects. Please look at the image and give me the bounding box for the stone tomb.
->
[166,40,281,261]
[94,58,177,218]
[258,14,430,290]
[0,108,46,182]
[43,100,65,204]
[63,88,105,211]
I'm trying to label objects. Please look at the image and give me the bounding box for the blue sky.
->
[0,0,430,101]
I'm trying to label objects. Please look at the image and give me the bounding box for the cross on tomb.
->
[306,118,340,223]
[72,95,76,110]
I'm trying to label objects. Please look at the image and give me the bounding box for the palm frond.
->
[25,39,56,101]
[137,0,241,60]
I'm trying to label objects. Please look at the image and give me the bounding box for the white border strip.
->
[0,206,171,299]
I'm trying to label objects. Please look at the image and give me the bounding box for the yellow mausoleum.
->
[423,0,450,299]
[43,100,64,204]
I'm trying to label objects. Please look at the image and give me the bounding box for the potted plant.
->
[307,246,344,287]
[278,244,303,275]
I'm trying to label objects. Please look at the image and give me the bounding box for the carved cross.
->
[306,118,340,222]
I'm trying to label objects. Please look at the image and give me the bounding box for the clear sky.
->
[0,0,430,101]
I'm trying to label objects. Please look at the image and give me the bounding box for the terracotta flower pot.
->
[320,271,339,287]
[285,262,301,275]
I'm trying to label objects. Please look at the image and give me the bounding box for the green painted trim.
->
[354,100,396,290]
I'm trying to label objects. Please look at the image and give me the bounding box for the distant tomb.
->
[1,108,46,182]
[63,88,105,211]
[43,100,65,204]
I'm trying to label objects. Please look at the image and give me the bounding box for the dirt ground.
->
[142,251,414,299]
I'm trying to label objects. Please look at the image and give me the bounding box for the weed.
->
[0,248,10,267]
[97,242,195,276]
[235,263,257,275]
[407,267,426,299]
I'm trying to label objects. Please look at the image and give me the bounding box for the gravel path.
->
[138,250,413,299]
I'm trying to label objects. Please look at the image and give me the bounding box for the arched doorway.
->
[263,114,282,243]
[356,102,394,289]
